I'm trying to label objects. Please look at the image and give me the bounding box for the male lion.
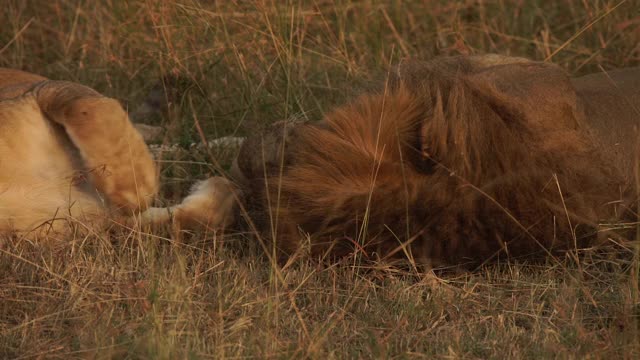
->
[0,69,235,236]
[231,55,640,267]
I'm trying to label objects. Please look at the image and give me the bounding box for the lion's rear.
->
[0,96,104,234]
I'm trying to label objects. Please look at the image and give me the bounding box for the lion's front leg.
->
[33,81,159,212]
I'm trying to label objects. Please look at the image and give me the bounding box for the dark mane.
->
[236,56,634,267]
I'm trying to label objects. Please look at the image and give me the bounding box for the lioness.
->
[0,69,235,236]
[231,55,640,267]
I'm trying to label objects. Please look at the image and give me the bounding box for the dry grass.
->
[1,0,640,358]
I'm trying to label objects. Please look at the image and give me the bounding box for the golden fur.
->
[232,55,640,267]
[0,69,233,236]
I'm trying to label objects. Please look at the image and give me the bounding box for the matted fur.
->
[233,55,640,267]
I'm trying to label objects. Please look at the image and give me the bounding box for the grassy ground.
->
[1,0,640,358]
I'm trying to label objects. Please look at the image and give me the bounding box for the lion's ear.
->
[465,60,585,135]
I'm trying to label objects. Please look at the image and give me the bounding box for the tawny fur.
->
[0,68,234,236]
[139,177,236,230]
[233,55,640,267]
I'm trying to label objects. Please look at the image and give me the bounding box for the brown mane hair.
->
[237,56,634,267]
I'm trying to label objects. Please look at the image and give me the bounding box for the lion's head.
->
[232,55,639,267]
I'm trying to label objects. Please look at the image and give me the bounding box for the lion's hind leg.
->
[31,81,159,213]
